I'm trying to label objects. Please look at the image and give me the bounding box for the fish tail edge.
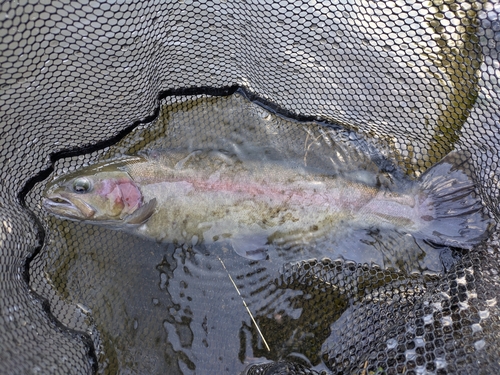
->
[415,152,492,249]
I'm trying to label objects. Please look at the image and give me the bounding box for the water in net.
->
[34,92,491,374]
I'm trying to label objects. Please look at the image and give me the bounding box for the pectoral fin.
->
[125,198,157,225]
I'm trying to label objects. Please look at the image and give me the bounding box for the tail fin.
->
[416,152,492,249]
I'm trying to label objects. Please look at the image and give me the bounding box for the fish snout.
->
[42,194,96,219]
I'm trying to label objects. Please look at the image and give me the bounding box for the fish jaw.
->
[42,192,97,220]
[42,170,146,223]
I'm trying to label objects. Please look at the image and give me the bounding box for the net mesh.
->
[1,0,500,373]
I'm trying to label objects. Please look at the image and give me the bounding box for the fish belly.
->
[133,176,381,248]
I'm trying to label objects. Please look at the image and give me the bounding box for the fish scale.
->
[43,150,492,260]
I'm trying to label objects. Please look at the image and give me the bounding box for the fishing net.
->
[1,0,500,374]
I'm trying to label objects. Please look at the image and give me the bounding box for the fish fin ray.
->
[229,232,270,261]
[416,152,492,249]
[124,198,157,225]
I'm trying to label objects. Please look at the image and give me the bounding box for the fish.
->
[42,149,491,260]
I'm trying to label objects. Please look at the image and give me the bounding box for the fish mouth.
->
[42,195,96,219]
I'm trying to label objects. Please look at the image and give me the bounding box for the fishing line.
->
[217,256,271,352]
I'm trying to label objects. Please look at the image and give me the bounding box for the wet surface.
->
[31,92,476,374]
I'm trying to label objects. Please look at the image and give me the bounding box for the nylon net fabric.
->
[1,0,500,374]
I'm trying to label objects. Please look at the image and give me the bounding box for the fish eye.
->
[72,177,92,194]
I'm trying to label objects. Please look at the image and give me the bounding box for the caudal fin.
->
[416,152,492,249]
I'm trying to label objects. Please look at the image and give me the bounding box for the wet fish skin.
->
[42,150,491,258]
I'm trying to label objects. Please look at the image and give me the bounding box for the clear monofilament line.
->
[217,256,271,352]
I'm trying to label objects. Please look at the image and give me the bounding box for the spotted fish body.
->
[42,150,491,259]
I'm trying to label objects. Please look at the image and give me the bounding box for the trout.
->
[42,149,491,259]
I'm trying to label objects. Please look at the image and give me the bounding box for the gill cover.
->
[43,157,156,225]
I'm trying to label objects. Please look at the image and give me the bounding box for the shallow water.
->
[33,92,467,374]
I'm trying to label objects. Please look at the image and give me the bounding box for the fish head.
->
[43,164,156,225]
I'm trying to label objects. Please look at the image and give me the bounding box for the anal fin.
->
[229,232,270,261]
